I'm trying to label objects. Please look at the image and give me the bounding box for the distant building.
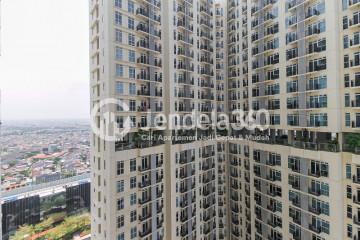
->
[34,172,61,184]
[1,175,90,239]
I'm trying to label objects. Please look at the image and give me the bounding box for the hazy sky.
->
[0,0,90,120]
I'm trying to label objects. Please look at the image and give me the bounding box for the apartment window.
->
[345,94,350,107]
[130,193,137,205]
[129,67,136,79]
[321,220,330,234]
[310,161,328,177]
[287,114,299,126]
[130,177,136,189]
[347,205,353,218]
[267,68,279,80]
[128,0,134,13]
[117,161,124,175]
[307,1,325,17]
[343,16,348,29]
[354,52,360,66]
[307,75,327,90]
[115,29,122,43]
[117,198,124,210]
[117,215,124,228]
[128,34,135,46]
[343,0,348,10]
[130,159,136,172]
[306,20,325,36]
[270,114,280,125]
[116,64,124,77]
[347,224,352,238]
[131,227,137,239]
[129,100,136,111]
[115,12,122,25]
[286,31,297,44]
[346,113,351,127]
[355,113,360,128]
[130,210,137,222]
[129,83,136,95]
[115,47,123,60]
[117,180,124,193]
[128,17,135,29]
[116,82,124,94]
[287,97,298,109]
[115,0,122,8]
[286,64,297,77]
[344,55,350,68]
[286,48,298,60]
[354,32,360,46]
[347,185,352,199]
[344,35,349,49]
[309,113,328,127]
[309,95,327,108]
[117,116,124,128]
[309,38,326,54]
[345,74,350,87]
[309,57,326,72]
[354,11,360,25]
[129,50,136,62]
[130,116,136,127]
[288,157,300,172]
[117,233,124,240]
[320,182,329,196]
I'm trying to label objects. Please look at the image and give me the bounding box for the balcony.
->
[308,187,321,196]
[136,40,162,53]
[308,224,321,234]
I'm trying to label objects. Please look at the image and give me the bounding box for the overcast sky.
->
[0,0,90,120]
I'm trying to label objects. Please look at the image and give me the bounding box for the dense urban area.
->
[1,120,90,191]
[0,120,91,240]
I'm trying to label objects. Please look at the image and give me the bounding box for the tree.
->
[346,133,360,149]
[12,225,34,240]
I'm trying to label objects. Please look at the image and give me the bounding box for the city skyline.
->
[0,0,90,120]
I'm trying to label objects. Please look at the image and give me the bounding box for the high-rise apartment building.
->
[89,0,360,239]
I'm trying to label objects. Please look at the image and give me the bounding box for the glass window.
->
[130,193,137,205]
[131,227,137,239]
[116,47,123,60]
[344,35,349,49]
[116,82,124,94]
[345,93,350,107]
[115,29,122,43]
[347,185,352,199]
[128,17,134,30]
[117,215,124,228]
[346,113,351,127]
[116,64,124,77]
[117,197,124,210]
[129,83,136,95]
[130,159,136,171]
[130,210,137,222]
[347,224,352,238]
[128,1,134,13]
[117,180,124,192]
[128,34,135,46]
[130,177,136,189]
[117,161,124,175]
[115,11,122,25]
[115,0,122,8]
[117,233,124,240]
[129,67,136,79]
[129,50,136,62]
